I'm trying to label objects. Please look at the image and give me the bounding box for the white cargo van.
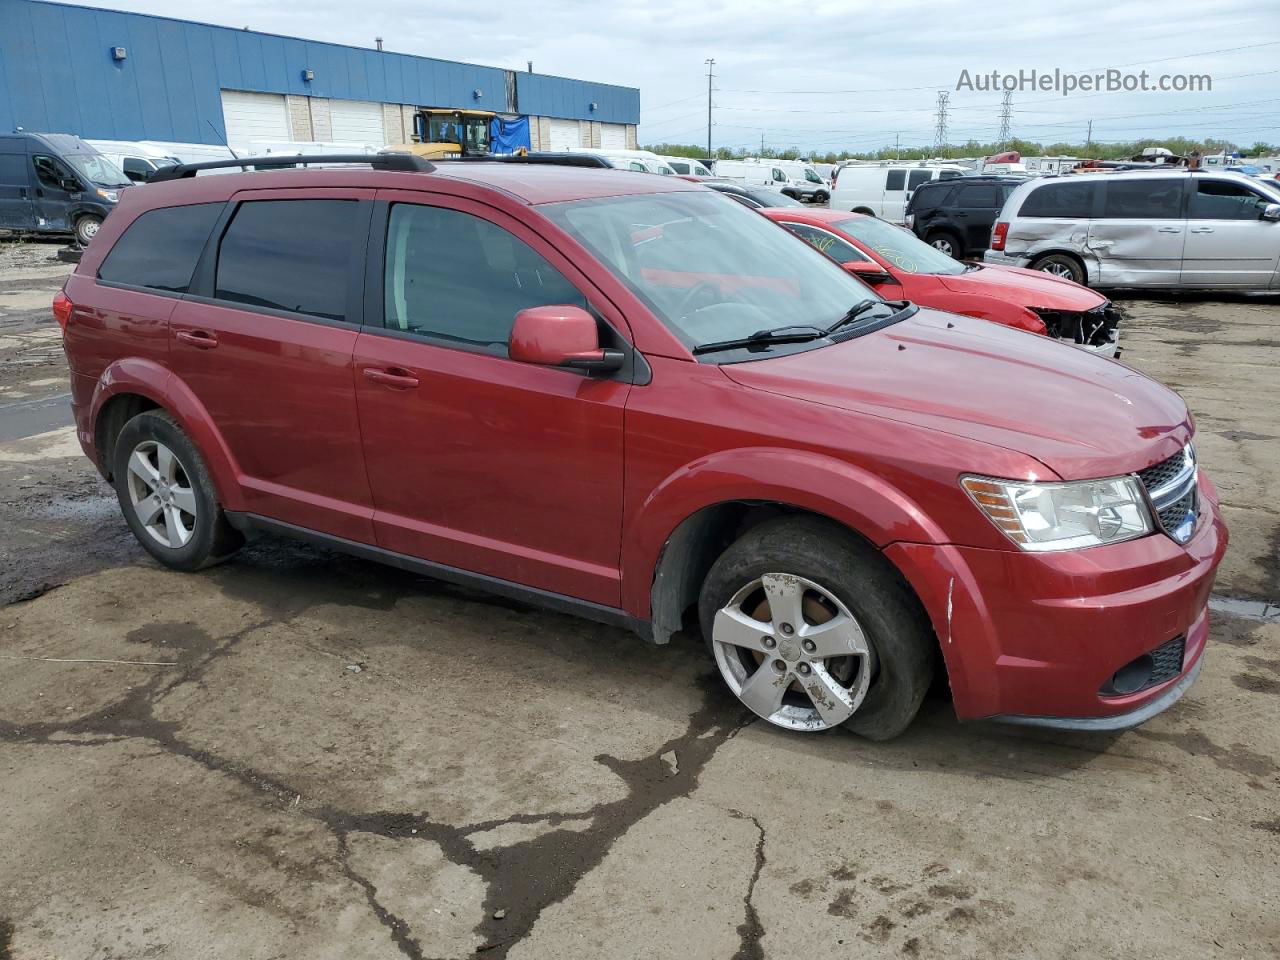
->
[661,155,714,177]
[829,163,965,221]
[714,158,828,202]
[567,147,675,174]
[85,140,181,182]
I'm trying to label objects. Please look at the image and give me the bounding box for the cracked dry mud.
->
[1,243,1279,958]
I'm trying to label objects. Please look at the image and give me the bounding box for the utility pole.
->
[933,91,949,157]
[894,132,900,158]
[705,58,715,160]
[998,90,1013,148]
[1085,119,1093,151]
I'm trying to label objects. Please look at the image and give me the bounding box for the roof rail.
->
[150,152,434,182]
[441,151,612,169]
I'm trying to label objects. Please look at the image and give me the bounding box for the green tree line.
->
[643,137,1279,164]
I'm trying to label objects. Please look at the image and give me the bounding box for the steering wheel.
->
[674,282,722,320]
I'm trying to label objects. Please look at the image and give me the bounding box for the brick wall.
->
[286,96,313,141]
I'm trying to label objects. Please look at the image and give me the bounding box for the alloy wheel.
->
[125,440,197,548]
[1042,262,1075,278]
[930,237,954,256]
[711,572,874,731]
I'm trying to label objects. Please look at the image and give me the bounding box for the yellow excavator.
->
[384,108,496,160]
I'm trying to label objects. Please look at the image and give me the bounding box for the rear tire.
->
[926,230,963,259]
[112,410,243,571]
[698,516,935,740]
[75,215,102,246]
[1030,253,1086,285]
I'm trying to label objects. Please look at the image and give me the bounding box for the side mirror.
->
[59,177,81,192]
[1262,203,1280,222]
[843,261,893,284]
[509,305,624,373]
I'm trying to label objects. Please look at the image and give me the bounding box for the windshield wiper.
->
[693,324,827,356]
[824,299,880,335]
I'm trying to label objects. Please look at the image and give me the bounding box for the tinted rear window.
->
[97,203,222,293]
[1103,179,1182,218]
[0,152,26,185]
[1018,181,1098,218]
[957,184,1001,207]
[214,200,363,321]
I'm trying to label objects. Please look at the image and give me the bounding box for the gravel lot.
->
[1,238,1277,960]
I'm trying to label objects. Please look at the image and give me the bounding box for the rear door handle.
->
[1157,226,1182,233]
[1189,226,1214,234]
[175,330,218,349]
[363,367,419,390]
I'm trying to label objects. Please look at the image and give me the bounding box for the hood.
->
[721,308,1190,481]
[937,263,1106,311]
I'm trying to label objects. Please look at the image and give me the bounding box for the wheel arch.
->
[625,447,949,643]
[88,359,244,509]
[1028,248,1093,285]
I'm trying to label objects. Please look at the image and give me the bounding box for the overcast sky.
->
[69,0,1280,153]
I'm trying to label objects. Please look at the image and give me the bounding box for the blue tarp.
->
[490,116,531,155]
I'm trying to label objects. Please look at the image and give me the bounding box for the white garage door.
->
[221,91,290,145]
[548,118,580,151]
[600,123,627,150]
[330,99,386,147]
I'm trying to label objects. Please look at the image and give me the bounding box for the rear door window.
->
[1019,181,1098,218]
[668,161,690,174]
[1102,180,1182,218]
[907,170,932,191]
[382,203,587,353]
[958,184,1001,208]
[98,203,223,293]
[214,199,364,322]
[885,170,906,190]
[1189,180,1271,220]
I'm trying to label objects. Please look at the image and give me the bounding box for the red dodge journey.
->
[55,155,1226,739]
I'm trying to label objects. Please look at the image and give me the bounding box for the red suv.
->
[56,156,1227,739]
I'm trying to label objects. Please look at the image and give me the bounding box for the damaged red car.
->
[57,159,1225,739]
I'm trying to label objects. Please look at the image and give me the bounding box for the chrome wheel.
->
[125,440,197,548]
[1042,262,1074,278]
[711,572,874,732]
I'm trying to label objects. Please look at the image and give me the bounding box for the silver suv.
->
[984,171,1280,290]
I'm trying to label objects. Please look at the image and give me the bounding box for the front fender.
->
[88,358,245,510]
[620,446,949,619]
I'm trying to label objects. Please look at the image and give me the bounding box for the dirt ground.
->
[1,239,1277,960]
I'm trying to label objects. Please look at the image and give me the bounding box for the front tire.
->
[112,410,243,571]
[698,516,935,740]
[75,215,102,246]
[1030,253,1086,285]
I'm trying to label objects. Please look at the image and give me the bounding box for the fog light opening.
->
[1108,654,1155,696]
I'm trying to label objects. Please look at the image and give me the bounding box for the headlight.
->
[961,474,1153,551]
[96,188,118,202]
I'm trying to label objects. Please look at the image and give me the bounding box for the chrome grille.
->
[1137,445,1199,544]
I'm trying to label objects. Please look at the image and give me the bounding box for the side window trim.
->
[362,195,647,384]
[185,195,373,328]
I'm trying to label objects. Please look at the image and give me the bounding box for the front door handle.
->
[1156,226,1182,233]
[1189,226,1214,234]
[176,330,218,349]
[363,367,419,390]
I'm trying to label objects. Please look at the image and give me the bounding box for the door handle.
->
[1189,227,1214,234]
[18,187,27,198]
[175,330,218,349]
[1156,226,1182,233]
[363,367,419,390]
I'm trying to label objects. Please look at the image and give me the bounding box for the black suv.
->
[905,176,1023,260]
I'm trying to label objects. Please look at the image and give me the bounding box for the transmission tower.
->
[933,91,949,156]
[998,90,1013,147]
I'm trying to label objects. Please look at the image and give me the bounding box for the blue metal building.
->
[0,0,640,151]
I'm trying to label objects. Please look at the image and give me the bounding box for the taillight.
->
[52,290,73,330]
[991,221,1009,251]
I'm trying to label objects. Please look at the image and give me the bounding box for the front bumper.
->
[886,480,1228,726]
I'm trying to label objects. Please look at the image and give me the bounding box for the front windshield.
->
[805,169,822,183]
[543,192,882,355]
[834,216,966,275]
[66,153,129,187]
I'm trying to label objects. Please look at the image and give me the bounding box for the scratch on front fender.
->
[945,577,954,645]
